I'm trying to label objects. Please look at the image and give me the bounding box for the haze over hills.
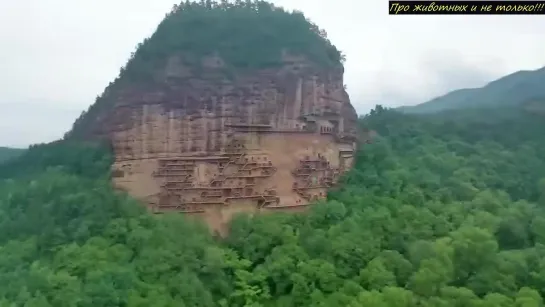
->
[397,65,545,114]
[0,147,25,164]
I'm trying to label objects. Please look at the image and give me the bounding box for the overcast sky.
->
[1,0,545,147]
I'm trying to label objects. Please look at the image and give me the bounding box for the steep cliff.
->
[67,1,358,233]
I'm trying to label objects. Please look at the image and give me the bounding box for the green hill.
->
[399,66,545,114]
[0,147,25,164]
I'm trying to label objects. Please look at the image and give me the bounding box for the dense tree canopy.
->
[2,104,545,306]
[124,0,343,79]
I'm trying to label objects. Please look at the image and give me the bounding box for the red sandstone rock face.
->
[98,54,358,233]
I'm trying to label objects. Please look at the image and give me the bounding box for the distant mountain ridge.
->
[0,147,25,164]
[398,66,545,114]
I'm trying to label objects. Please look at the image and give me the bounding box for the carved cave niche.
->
[223,189,232,197]
[111,169,125,178]
[306,122,317,132]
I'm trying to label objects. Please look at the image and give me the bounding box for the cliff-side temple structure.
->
[67,1,359,233]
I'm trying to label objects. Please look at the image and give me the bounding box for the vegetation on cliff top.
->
[2,104,545,306]
[124,0,343,79]
[67,0,344,140]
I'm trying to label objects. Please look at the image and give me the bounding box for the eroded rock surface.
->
[96,54,357,233]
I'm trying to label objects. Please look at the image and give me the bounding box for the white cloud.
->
[1,0,544,146]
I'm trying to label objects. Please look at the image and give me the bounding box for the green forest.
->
[1,104,545,306]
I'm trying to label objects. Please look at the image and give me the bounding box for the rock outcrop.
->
[69,1,359,233]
